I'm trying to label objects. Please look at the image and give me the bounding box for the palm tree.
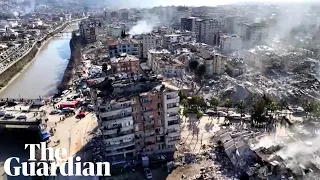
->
[236,100,245,118]
[224,99,232,113]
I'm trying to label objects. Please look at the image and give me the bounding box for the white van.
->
[33,99,45,106]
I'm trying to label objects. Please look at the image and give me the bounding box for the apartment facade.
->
[220,34,242,54]
[79,20,99,44]
[181,17,196,32]
[108,38,140,58]
[142,34,162,59]
[91,79,180,162]
[195,19,224,45]
[110,54,139,74]
[198,51,226,76]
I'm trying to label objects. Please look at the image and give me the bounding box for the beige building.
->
[142,34,162,59]
[198,51,226,76]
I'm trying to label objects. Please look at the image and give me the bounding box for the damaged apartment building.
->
[90,76,180,162]
[147,48,186,77]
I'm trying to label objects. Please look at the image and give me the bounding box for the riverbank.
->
[0,20,81,94]
[57,33,83,93]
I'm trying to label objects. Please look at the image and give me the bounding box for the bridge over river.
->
[0,22,78,99]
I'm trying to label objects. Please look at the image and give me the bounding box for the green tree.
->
[189,60,199,72]
[190,95,206,108]
[251,99,267,126]
[210,96,219,110]
[303,100,316,118]
[224,99,232,112]
[195,64,206,78]
[181,99,189,108]
[197,110,204,119]
[179,91,188,102]
[182,108,188,121]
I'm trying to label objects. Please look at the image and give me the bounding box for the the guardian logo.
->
[4,142,110,177]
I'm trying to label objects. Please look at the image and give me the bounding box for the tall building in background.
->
[195,18,223,45]
[79,20,99,43]
[181,17,196,32]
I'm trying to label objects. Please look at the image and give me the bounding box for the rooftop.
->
[110,54,139,64]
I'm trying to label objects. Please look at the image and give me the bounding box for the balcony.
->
[100,112,132,121]
[142,107,153,113]
[103,129,134,139]
[167,114,179,121]
[167,131,180,138]
[105,140,135,151]
[166,96,180,104]
[144,123,154,130]
[100,107,132,118]
[167,106,179,113]
[102,125,134,134]
[103,134,135,144]
[140,97,152,103]
[143,115,154,121]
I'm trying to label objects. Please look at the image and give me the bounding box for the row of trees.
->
[180,89,320,125]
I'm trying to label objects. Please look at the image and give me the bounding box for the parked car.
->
[144,168,153,179]
[77,112,86,118]
[61,107,75,113]
[0,109,5,117]
[4,114,15,119]
[16,114,27,120]
[50,109,62,115]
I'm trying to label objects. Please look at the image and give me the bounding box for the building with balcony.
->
[142,33,162,59]
[79,19,100,44]
[110,54,139,75]
[107,38,140,58]
[90,77,180,163]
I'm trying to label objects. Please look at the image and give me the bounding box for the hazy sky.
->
[104,0,317,8]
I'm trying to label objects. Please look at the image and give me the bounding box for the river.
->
[0,23,78,99]
[0,23,78,180]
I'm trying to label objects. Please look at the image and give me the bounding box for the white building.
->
[142,34,162,59]
[239,22,268,47]
[109,26,124,38]
[220,35,242,54]
[162,87,180,149]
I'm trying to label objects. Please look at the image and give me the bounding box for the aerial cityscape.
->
[0,0,319,179]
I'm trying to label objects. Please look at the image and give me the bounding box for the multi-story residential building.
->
[195,18,224,45]
[90,77,180,162]
[120,11,129,21]
[220,34,242,54]
[239,22,268,48]
[148,55,185,77]
[107,38,140,58]
[109,26,124,38]
[147,48,170,69]
[142,34,162,59]
[110,54,139,75]
[79,20,99,44]
[181,17,196,32]
[198,51,226,76]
